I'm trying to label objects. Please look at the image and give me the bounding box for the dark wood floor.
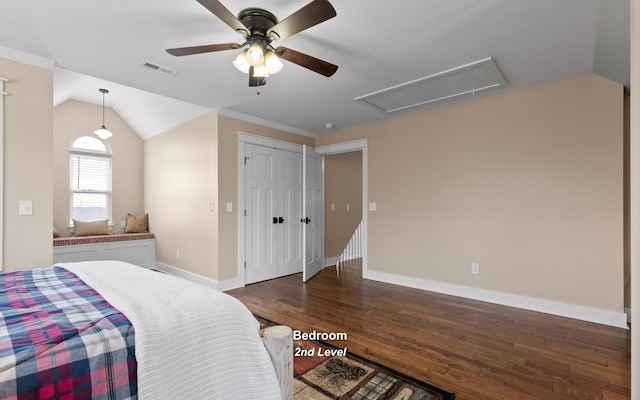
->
[227,264,631,400]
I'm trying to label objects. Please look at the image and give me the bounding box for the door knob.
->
[300,217,311,224]
[273,217,278,224]
[278,217,284,224]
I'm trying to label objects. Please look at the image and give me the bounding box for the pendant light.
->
[94,88,112,139]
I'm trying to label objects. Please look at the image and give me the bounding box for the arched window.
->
[70,135,112,223]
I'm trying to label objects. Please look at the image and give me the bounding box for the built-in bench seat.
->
[53,233,156,268]
[53,233,155,246]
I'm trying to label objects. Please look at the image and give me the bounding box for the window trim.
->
[69,134,113,228]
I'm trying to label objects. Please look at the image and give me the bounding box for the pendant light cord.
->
[99,88,109,127]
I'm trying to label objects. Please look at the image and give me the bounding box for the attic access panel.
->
[355,57,507,113]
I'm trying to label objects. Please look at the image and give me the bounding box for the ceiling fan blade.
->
[166,43,242,56]
[248,67,267,87]
[196,0,249,35]
[275,46,338,77]
[267,0,336,40]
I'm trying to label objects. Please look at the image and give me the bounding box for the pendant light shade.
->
[246,43,264,67]
[94,88,112,139]
[232,50,251,74]
[94,126,112,139]
[264,50,283,75]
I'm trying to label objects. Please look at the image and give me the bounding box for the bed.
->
[0,260,288,399]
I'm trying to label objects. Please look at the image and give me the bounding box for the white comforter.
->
[60,261,281,400]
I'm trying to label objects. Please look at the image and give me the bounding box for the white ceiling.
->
[0,0,630,139]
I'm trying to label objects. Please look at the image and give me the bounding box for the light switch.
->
[346,203,350,211]
[226,202,233,212]
[368,202,377,212]
[19,200,33,216]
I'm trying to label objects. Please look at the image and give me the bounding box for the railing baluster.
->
[338,220,362,265]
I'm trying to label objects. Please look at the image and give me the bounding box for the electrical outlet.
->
[471,263,480,274]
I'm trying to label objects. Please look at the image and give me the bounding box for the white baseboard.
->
[218,276,245,292]
[325,257,339,267]
[625,307,631,323]
[153,262,219,290]
[153,261,628,328]
[153,262,245,292]
[364,269,629,329]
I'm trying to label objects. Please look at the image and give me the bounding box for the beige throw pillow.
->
[73,219,109,236]
[125,213,149,233]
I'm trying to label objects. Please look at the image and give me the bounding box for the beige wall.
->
[53,100,144,236]
[318,73,624,313]
[217,115,315,281]
[324,152,362,259]
[1,57,54,269]
[143,112,219,280]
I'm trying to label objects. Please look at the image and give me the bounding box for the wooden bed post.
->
[263,325,293,400]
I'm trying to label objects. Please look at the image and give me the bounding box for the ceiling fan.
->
[167,0,338,87]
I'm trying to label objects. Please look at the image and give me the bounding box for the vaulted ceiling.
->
[0,0,630,139]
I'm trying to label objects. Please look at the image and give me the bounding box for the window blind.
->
[70,152,112,221]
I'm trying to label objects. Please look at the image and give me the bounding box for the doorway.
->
[316,139,368,277]
[324,151,363,272]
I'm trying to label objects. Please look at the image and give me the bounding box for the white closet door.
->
[302,145,324,282]
[245,144,304,284]
[245,144,278,284]
[278,151,304,276]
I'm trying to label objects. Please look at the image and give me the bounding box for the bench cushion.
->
[53,233,155,247]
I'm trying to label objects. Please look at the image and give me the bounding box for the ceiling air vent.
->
[139,60,179,77]
[355,57,506,114]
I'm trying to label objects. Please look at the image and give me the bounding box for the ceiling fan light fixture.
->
[252,65,270,78]
[247,43,264,66]
[169,1,338,86]
[264,50,283,75]
[233,50,251,74]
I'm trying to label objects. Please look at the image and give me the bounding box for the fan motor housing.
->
[238,8,278,37]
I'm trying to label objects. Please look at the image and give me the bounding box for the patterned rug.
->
[256,316,455,400]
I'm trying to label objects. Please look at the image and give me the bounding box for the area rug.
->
[256,316,455,400]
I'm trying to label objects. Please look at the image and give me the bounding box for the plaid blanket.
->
[0,267,136,399]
